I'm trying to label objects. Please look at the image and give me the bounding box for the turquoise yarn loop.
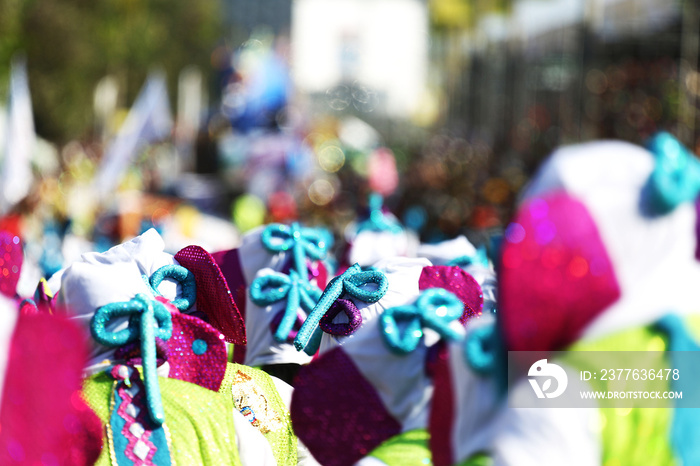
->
[147,264,197,312]
[91,293,172,426]
[249,269,323,343]
[447,246,490,269]
[294,263,388,352]
[356,193,403,234]
[380,288,463,355]
[464,322,498,375]
[646,132,700,213]
[261,222,329,279]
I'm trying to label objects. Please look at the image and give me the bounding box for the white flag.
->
[94,72,172,198]
[0,57,36,213]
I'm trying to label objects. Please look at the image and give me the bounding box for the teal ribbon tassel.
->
[147,264,197,312]
[249,269,323,343]
[654,314,700,466]
[294,263,388,352]
[91,293,173,426]
[356,193,403,234]
[646,132,700,213]
[380,288,463,355]
[261,222,329,279]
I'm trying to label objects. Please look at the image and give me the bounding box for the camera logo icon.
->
[528,359,568,399]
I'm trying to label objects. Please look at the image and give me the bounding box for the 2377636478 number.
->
[599,368,680,381]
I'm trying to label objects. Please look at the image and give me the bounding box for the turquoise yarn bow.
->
[380,288,463,355]
[261,222,329,279]
[646,132,700,213]
[146,264,197,312]
[91,293,173,426]
[356,193,403,234]
[294,263,388,352]
[249,270,323,343]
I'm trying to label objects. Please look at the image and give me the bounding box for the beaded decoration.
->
[294,263,388,352]
[379,288,463,355]
[91,293,173,426]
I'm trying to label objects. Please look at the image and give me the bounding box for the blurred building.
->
[291,0,430,122]
[224,0,294,45]
[433,0,688,173]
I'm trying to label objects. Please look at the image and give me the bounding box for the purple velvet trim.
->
[319,298,363,336]
[176,246,246,345]
[115,340,169,368]
[269,309,305,342]
[419,266,484,324]
[166,312,228,391]
[291,347,401,466]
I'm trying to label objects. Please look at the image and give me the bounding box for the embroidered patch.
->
[231,370,284,434]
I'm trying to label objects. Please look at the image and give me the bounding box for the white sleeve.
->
[491,379,601,466]
[233,409,277,466]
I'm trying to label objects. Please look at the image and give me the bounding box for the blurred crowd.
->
[2,1,700,465]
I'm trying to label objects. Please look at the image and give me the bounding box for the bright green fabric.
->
[561,317,700,466]
[83,370,242,466]
[458,452,492,466]
[367,428,432,465]
[82,361,301,466]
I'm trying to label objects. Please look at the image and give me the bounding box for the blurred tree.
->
[0,0,222,143]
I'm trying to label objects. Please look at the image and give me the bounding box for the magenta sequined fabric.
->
[175,246,246,345]
[419,266,484,324]
[0,313,103,465]
[211,248,248,363]
[500,192,621,352]
[166,312,228,391]
[0,231,22,298]
[291,347,401,466]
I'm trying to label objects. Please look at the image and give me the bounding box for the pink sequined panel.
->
[167,312,228,392]
[211,248,247,363]
[0,313,103,465]
[419,265,484,324]
[500,192,621,352]
[291,347,401,466]
[0,231,22,298]
[175,246,246,345]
